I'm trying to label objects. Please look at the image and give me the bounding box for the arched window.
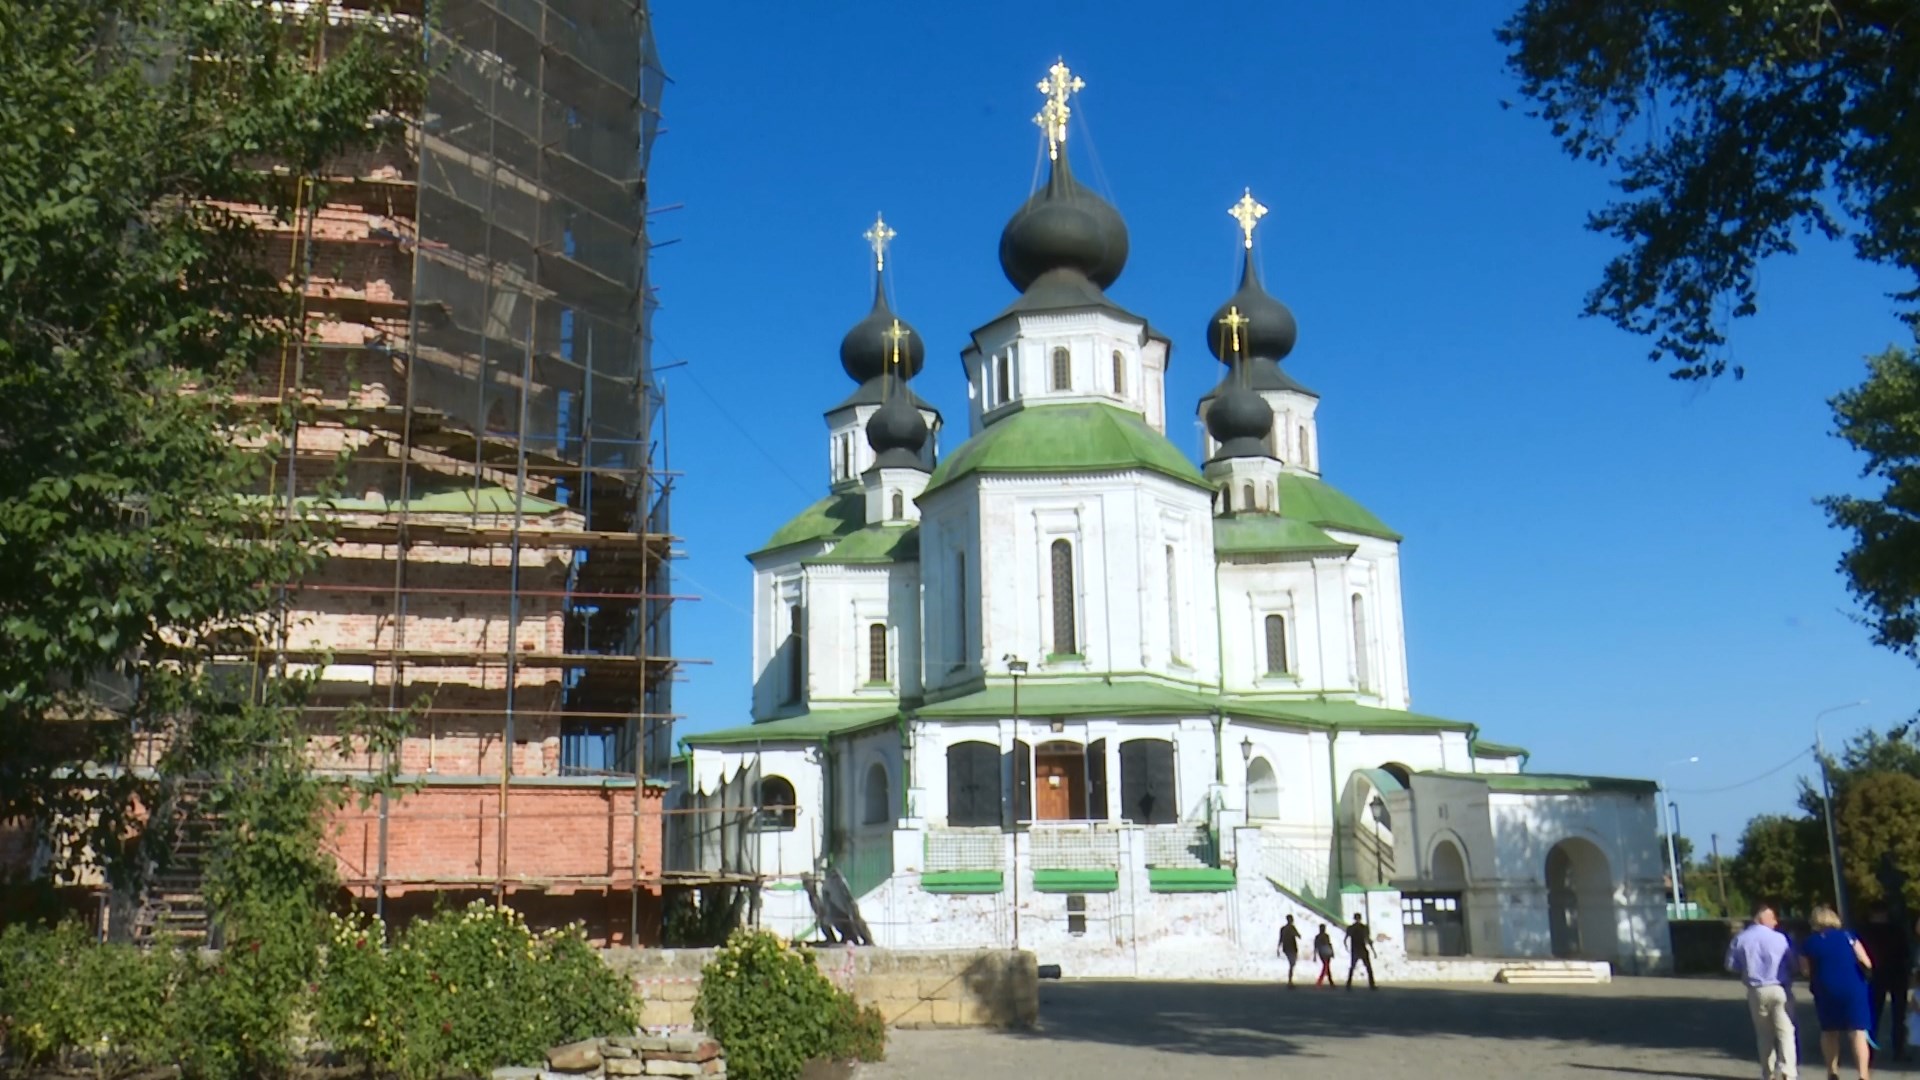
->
[862,761,891,825]
[1218,484,1230,514]
[1247,757,1280,821]
[1049,539,1077,655]
[946,742,1002,827]
[890,491,904,520]
[1242,482,1256,512]
[995,355,1011,406]
[785,603,804,704]
[756,775,797,831]
[1164,544,1181,663]
[1351,593,1371,691]
[1299,425,1312,469]
[867,622,888,683]
[1051,346,1071,391]
[1264,613,1289,675]
[1111,350,1125,395]
[1119,738,1176,824]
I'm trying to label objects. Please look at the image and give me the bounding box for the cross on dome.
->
[884,318,912,370]
[1032,59,1085,161]
[1229,189,1268,250]
[864,212,897,271]
[1218,305,1250,357]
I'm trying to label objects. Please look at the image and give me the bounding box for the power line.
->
[1672,748,1813,796]
[661,341,814,497]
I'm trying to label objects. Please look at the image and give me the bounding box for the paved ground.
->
[858,977,1917,1079]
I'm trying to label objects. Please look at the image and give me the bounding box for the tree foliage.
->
[1499,0,1920,378]
[1822,348,1920,659]
[1835,770,1920,910]
[0,0,417,905]
[1730,813,1828,915]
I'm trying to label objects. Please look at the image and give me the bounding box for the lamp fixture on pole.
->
[1240,736,1254,763]
[1367,795,1389,883]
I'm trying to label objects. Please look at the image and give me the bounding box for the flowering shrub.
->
[0,922,180,1079]
[692,929,885,1080]
[314,902,636,1080]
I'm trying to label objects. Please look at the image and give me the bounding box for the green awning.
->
[1148,867,1237,893]
[1032,869,1119,894]
[921,871,1004,895]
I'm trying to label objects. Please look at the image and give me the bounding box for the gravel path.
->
[859,977,1918,1080]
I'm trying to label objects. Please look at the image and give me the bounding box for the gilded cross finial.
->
[884,318,912,370]
[1229,188,1268,250]
[1218,305,1250,356]
[864,213,897,271]
[1032,58,1085,161]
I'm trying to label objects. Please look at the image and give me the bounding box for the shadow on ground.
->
[1012,977,1761,1062]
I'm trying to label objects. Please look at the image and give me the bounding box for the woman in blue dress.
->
[1802,905,1876,1080]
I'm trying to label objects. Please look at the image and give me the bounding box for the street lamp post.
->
[1368,795,1389,884]
[1815,700,1867,917]
[1659,756,1698,918]
[1003,655,1028,950]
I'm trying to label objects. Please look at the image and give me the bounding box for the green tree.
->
[1821,349,1920,662]
[1834,770,1920,911]
[1731,814,1827,916]
[1498,2,1920,379]
[0,0,416,906]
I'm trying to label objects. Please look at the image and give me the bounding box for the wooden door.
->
[1034,746,1085,821]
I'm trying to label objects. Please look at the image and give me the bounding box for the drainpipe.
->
[1212,557,1226,695]
[1326,724,1344,896]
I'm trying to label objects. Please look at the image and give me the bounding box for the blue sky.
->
[643,0,1920,849]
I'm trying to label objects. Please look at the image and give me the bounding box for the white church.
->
[672,62,1672,979]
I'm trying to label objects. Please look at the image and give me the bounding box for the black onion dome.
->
[998,151,1129,292]
[839,276,926,383]
[864,375,929,470]
[1206,247,1297,364]
[1206,364,1275,461]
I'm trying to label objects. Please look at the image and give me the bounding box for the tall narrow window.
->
[953,552,968,669]
[996,355,1011,406]
[867,622,888,683]
[1300,425,1312,469]
[890,491,904,519]
[1050,539,1077,655]
[1264,614,1289,675]
[1164,544,1181,662]
[1243,482,1256,512]
[1111,350,1125,396]
[1051,346,1071,391]
[1351,593,1371,691]
[1219,484,1231,514]
[786,603,804,704]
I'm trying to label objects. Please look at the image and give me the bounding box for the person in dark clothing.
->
[1312,924,1336,987]
[1345,913,1377,990]
[1861,902,1911,1061]
[1278,915,1302,987]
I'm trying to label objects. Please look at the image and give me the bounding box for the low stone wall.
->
[493,1035,725,1080]
[605,947,1038,1031]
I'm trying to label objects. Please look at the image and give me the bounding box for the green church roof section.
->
[803,524,919,566]
[238,486,565,516]
[1275,473,1401,541]
[1223,697,1469,733]
[917,679,1219,719]
[923,403,1208,496]
[1213,516,1357,558]
[753,491,866,557]
[1471,738,1530,759]
[1424,770,1657,795]
[681,706,899,747]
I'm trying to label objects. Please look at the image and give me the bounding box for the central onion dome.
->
[998,151,1129,292]
[865,375,929,469]
[840,277,926,384]
[1206,248,1297,364]
[1206,362,1275,462]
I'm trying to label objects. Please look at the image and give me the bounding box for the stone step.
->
[1496,966,1605,985]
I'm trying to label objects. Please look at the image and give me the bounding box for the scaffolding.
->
[224,0,682,943]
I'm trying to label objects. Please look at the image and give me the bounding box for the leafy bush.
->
[693,929,886,1080]
[171,918,321,1080]
[315,902,636,1080]
[0,922,180,1079]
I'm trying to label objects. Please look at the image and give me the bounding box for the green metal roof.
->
[1471,739,1530,759]
[682,706,900,747]
[1424,770,1656,795]
[1276,473,1400,541]
[240,486,564,516]
[1213,515,1356,557]
[803,524,919,566]
[916,679,1219,719]
[923,403,1208,496]
[1223,697,1468,732]
[754,491,866,557]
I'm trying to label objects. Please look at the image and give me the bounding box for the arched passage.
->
[1246,757,1280,821]
[1545,837,1617,961]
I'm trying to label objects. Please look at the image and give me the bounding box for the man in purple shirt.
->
[1726,902,1798,1080]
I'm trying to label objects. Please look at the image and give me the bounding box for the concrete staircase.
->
[130,782,214,946]
[1495,960,1611,985]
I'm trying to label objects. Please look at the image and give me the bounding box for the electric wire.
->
[659,339,813,497]
[1670,748,1813,795]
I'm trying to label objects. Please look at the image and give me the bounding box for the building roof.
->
[1424,770,1657,795]
[1224,697,1467,732]
[917,679,1219,719]
[1275,473,1401,541]
[682,706,900,747]
[753,491,866,557]
[923,403,1209,496]
[803,524,918,566]
[1471,738,1530,759]
[1213,515,1356,558]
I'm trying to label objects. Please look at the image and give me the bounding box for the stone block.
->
[493,1069,542,1080]
[639,1037,672,1052]
[930,1000,962,1026]
[605,1060,648,1077]
[603,1044,636,1059]
[547,1040,603,1072]
[605,1037,645,1052]
[643,1061,700,1077]
[664,1034,703,1054]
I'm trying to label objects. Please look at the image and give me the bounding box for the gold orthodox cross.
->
[884,318,912,371]
[864,213,896,271]
[1032,59,1085,161]
[1229,189,1269,250]
[1218,306,1250,356]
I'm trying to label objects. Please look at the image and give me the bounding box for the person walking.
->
[1860,902,1910,1062]
[1803,904,1875,1080]
[1312,924,1335,988]
[1726,901,1798,1080]
[1278,915,1302,988]
[1345,913,1377,990]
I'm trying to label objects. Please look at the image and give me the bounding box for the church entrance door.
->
[1034,742,1086,821]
